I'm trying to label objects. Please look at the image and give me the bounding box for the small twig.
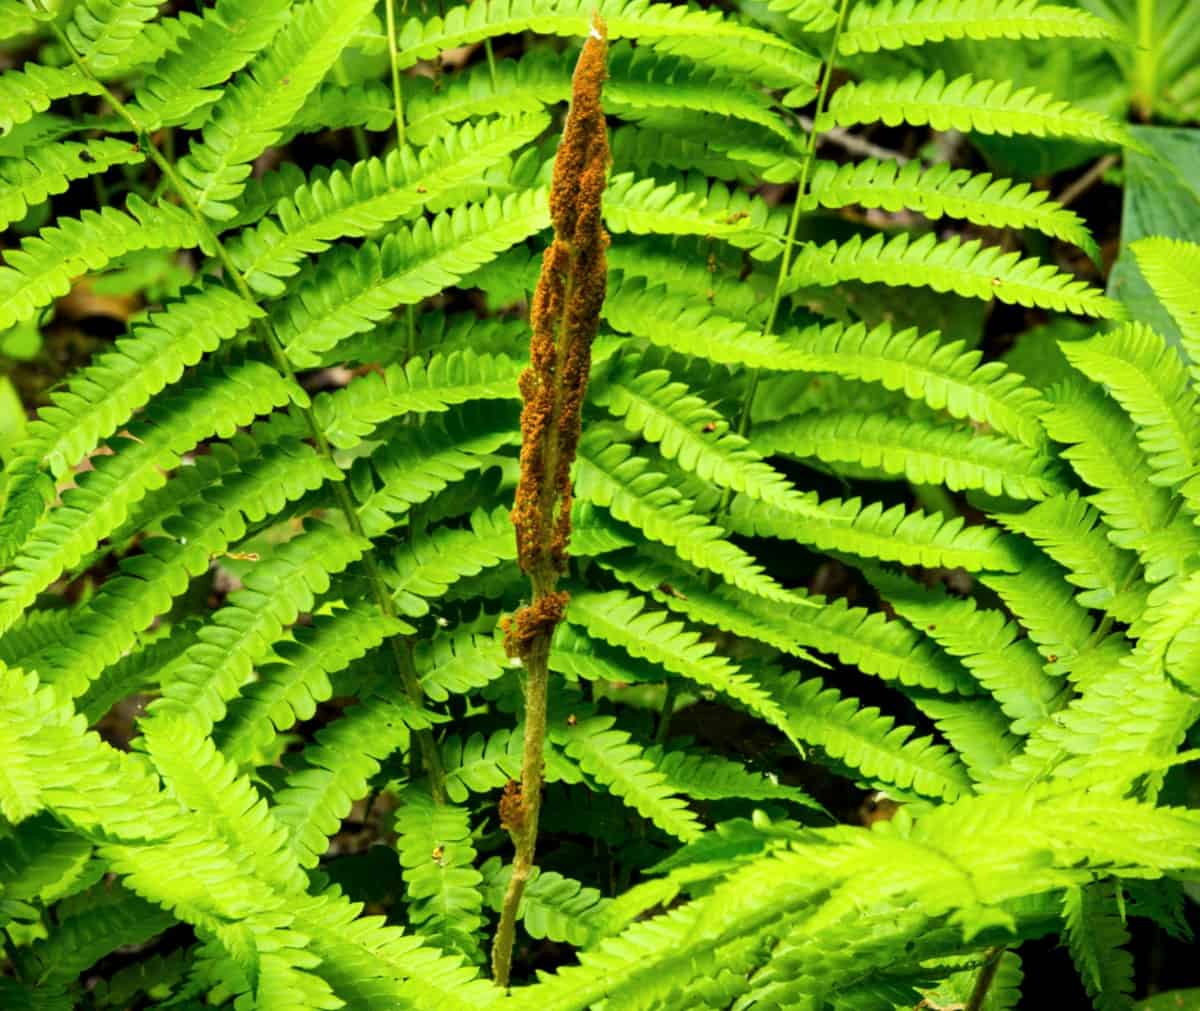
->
[1056,153,1119,209]
[796,114,911,165]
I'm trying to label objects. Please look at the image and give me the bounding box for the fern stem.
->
[484,38,499,88]
[735,0,855,439]
[492,16,610,987]
[966,946,1004,1011]
[655,679,679,745]
[385,0,407,150]
[42,11,448,804]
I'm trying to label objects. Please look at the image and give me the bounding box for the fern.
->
[1,0,1193,1005]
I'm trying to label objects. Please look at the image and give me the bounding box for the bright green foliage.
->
[0,0,1194,1007]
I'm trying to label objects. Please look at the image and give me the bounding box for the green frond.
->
[0,0,37,42]
[756,668,974,800]
[287,80,396,139]
[272,697,416,867]
[480,857,611,948]
[1133,237,1200,365]
[442,729,581,804]
[590,352,814,508]
[416,624,506,703]
[785,231,1121,317]
[76,626,195,724]
[1062,323,1200,503]
[868,568,1067,735]
[610,124,757,184]
[0,64,101,134]
[144,521,370,734]
[131,0,292,128]
[902,689,1020,780]
[646,745,825,812]
[1043,377,1200,583]
[753,410,1064,499]
[354,402,518,537]
[0,195,204,332]
[394,0,820,89]
[574,434,792,601]
[818,70,1133,148]
[275,188,550,368]
[229,114,549,295]
[175,0,374,219]
[761,0,839,31]
[806,158,1099,262]
[142,714,306,893]
[600,548,979,695]
[394,788,486,962]
[565,588,799,743]
[386,505,518,618]
[315,349,523,450]
[563,714,705,842]
[66,0,161,75]
[0,814,93,922]
[997,492,1147,623]
[0,362,297,636]
[214,601,411,767]
[0,138,144,231]
[1063,882,1135,1011]
[839,0,1117,55]
[728,494,1022,571]
[31,429,340,699]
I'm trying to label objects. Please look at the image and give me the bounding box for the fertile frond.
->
[806,158,1099,262]
[839,0,1117,55]
[818,71,1134,148]
[786,231,1122,317]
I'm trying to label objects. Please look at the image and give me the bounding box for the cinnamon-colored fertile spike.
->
[508,12,610,657]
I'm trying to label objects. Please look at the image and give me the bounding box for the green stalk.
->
[43,8,447,804]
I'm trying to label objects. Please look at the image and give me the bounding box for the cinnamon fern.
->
[0,0,1195,1008]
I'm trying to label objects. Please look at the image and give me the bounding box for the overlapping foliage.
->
[0,0,1197,1008]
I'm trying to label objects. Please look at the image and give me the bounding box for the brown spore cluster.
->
[507,13,610,659]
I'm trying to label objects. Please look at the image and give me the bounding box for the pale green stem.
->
[384,0,407,150]
[42,8,447,803]
[1132,0,1157,121]
[966,946,1004,1011]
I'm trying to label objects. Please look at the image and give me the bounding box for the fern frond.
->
[229,114,549,294]
[902,689,1020,779]
[563,714,704,842]
[66,0,162,75]
[574,434,791,601]
[1062,323,1200,503]
[416,625,506,703]
[274,188,550,367]
[590,353,816,508]
[175,0,375,219]
[480,858,611,948]
[0,814,93,918]
[131,0,292,128]
[1043,377,1200,583]
[818,70,1133,148]
[647,746,825,812]
[839,0,1117,55]
[214,601,411,767]
[755,668,974,800]
[753,410,1063,499]
[355,402,518,537]
[1063,882,1135,1011]
[566,588,799,744]
[394,788,486,962]
[442,729,581,803]
[272,697,416,867]
[806,158,1099,262]
[785,231,1121,317]
[998,493,1146,624]
[394,0,819,89]
[0,64,101,134]
[1133,237,1200,364]
[601,548,977,694]
[729,494,1022,571]
[868,568,1067,734]
[0,195,204,332]
[386,505,518,618]
[0,362,297,636]
[0,138,144,231]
